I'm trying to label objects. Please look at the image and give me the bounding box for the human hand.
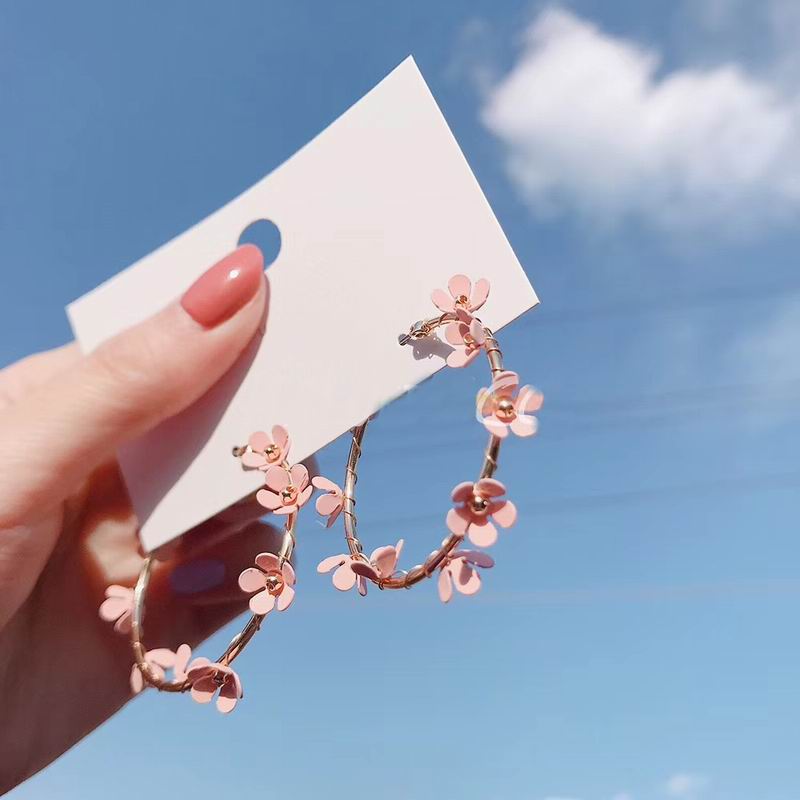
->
[0,245,276,792]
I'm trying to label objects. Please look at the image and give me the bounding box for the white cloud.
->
[480,7,800,233]
[662,772,710,799]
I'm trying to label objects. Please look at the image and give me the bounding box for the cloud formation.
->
[480,8,800,233]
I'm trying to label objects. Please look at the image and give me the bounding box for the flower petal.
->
[277,584,295,611]
[482,416,509,438]
[147,648,177,669]
[453,549,495,568]
[173,644,192,681]
[476,387,495,416]
[448,274,471,300]
[356,575,368,596]
[326,505,342,527]
[476,478,506,497]
[518,386,544,414]
[264,465,290,492]
[250,431,270,451]
[249,589,276,616]
[332,563,357,591]
[99,595,131,622]
[370,545,399,578]
[297,485,314,508]
[491,370,519,397]
[446,507,470,537]
[190,675,217,705]
[290,463,309,489]
[113,609,133,635]
[271,425,290,452]
[444,321,464,346]
[431,288,455,312]
[438,568,453,603]
[491,499,518,529]
[238,567,266,594]
[241,451,267,468]
[105,584,133,600]
[351,561,380,581]
[256,488,282,510]
[317,555,347,573]
[273,504,297,515]
[316,493,343,516]
[186,657,212,678]
[254,552,280,572]
[455,562,482,595]
[281,561,296,585]
[216,679,240,714]
[510,414,538,438]
[470,278,490,311]
[468,518,498,547]
[130,664,145,695]
[469,318,485,345]
[312,475,341,493]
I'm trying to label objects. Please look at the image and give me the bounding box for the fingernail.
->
[181,244,264,328]
[171,558,227,595]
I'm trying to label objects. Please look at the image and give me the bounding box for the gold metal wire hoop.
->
[341,312,505,590]
[129,510,297,691]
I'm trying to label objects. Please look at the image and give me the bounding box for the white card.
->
[67,56,539,552]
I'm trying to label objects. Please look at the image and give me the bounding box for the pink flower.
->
[238,552,296,615]
[438,550,494,603]
[431,274,490,314]
[256,463,313,515]
[477,370,543,438]
[445,308,487,368]
[312,476,344,527]
[130,643,192,694]
[186,659,243,714]
[241,426,291,469]
[317,539,404,596]
[98,585,134,634]
[446,479,517,547]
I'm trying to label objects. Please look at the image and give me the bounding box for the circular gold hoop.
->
[129,499,297,691]
[340,311,505,590]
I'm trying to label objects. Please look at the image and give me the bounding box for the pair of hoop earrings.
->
[99,274,542,713]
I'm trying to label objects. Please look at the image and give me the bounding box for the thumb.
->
[1,244,268,518]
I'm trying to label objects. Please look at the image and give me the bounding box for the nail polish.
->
[181,244,264,328]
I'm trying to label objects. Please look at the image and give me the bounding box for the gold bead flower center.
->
[495,397,516,421]
[469,493,490,516]
[264,571,285,596]
[281,485,298,503]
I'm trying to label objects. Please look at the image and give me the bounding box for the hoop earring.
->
[315,274,542,602]
[98,426,313,713]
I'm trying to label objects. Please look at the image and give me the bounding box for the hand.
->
[0,245,275,792]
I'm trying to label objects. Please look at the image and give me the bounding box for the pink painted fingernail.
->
[181,244,264,328]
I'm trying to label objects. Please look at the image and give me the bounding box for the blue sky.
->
[3,2,800,799]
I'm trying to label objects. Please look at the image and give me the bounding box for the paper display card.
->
[67,56,539,552]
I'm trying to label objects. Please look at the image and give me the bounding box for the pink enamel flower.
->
[445,308,486,368]
[241,426,291,469]
[317,539,404,596]
[477,370,543,438]
[98,585,134,634]
[447,478,517,547]
[256,463,313,515]
[238,552,296,615]
[431,274,490,314]
[186,658,243,714]
[438,550,494,603]
[130,644,192,694]
[312,476,344,527]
